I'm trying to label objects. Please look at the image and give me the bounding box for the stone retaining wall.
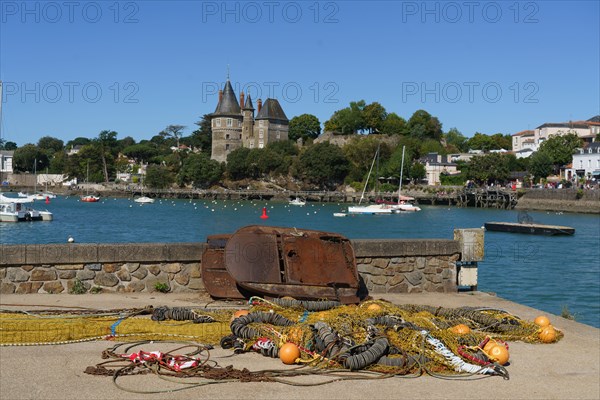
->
[0,234,476,295]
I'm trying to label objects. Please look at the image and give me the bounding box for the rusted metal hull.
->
[201,234,246,299]
[201,226,360,303]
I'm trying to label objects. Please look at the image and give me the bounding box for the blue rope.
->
[299,310,309,323]
[110,316,126,336]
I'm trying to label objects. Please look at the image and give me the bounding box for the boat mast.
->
[359,147,378,205]
[398,145,405,205]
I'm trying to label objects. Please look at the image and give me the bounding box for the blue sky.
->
[1,0,599,146]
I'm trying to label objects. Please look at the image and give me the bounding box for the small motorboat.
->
[81,195,100,203]
[0,195,53,222]
[134,196,155,204]
[289,197,306,206]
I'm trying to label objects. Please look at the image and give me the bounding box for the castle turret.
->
[210,80,243,163]
[253,98,289,148]
[242,94,255,148]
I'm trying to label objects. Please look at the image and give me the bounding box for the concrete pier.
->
[0,291,597,400]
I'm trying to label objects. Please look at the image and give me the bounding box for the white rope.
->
[422,331,496,375]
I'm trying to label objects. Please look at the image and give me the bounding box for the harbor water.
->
[1,196,598,328]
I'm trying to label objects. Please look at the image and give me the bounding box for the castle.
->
[210,79,289,163]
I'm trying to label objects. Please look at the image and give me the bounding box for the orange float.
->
[279,342,300,365]
[450,324,470,335]
[487,344,510,365]
[367,303,382,312]
[231,309,249,321]
[539,325,557,343]
[534,315,551,327]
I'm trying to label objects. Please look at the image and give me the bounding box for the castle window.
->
[225,134,230,140]
[216,118,221,127]
[259,129,264,139]
[227,118,233,127]
[258,141,264,149]
[249,141,254,148]
[276,131,281,139]
[225,144,230,151]
[238,120,242,127]
[259,120,264,127]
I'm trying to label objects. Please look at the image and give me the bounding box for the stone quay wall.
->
[0,234,477,295]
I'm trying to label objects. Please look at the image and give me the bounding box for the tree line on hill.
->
[0,101,583,190]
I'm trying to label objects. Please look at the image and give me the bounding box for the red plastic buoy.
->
[45,196,50,204]
[260,207,269,219]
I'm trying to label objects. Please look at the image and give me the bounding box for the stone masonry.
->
[0,233,476,295]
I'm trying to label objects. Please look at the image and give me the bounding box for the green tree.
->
[490,133,512,150]
[161,124,186,149]
[296,142,349,188]
[381,113,407,136]
[94,130,118,182]
[343,137,391,180]
[65,137,91,150]
[466,153,511,184]
[37,136,64,153]
[538,133,583,170]
[528,150,553,180]
[122,143,160,162]
[12,145,49,172]
[324,100,366,134]
[444,128,468,152]
[267,140,299,157]
[467,132,494,151]
[145,164,174,189]
[363,102,387,134]
[187,115,212,152]
[406,110,443,140]
[178,153,223,188]
[1,141,17,150]
[226,148,253,180]
[288,114,321,142]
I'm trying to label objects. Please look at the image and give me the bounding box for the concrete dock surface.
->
[0,291,598,400]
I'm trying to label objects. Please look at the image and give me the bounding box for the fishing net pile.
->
[1,298,562,381]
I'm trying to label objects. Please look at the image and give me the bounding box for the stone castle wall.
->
[0,236,473,295]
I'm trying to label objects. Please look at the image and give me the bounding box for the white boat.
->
[0,195,53,222]
[347,146,395,215]
[333,212,347,217]
[289,197,306,206]
[389,146,421,213]
[80,162,100,202]
[134,174,154,204]
[134,196,155,204]
[348,204,393,214]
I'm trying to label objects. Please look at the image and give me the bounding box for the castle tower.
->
[242,94,255,148]
[210,80,243,163]
[253,98,289,148]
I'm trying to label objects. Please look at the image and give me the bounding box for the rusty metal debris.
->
[201,226,360,303]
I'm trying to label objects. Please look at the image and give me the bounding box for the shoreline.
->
[3,186,599,214]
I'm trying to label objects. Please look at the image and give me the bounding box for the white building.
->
[420,153,459,186]
[567,142,600,181]
[0,150,13,173]
[512,116,600,157]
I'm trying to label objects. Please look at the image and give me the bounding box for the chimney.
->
[257,99,262,113]
[240,91,245,109]
[218,90,223,103]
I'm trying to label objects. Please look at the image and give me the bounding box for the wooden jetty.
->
[484,222,575,236]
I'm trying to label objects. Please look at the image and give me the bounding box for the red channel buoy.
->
[45,196,50,204]
[260,207,269,219]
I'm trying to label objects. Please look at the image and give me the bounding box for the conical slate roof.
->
[255,98,288,123]
[243,94,254,110]
[213,80,241,116]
